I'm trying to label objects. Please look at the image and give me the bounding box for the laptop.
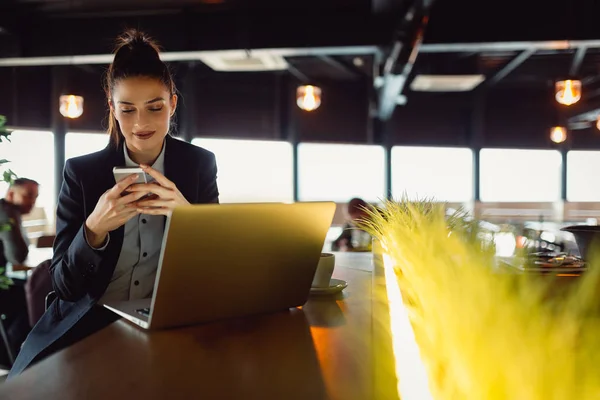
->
[102,202,336,330]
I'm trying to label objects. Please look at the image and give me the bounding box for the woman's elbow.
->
[50,264,87,302]
[51,279,86,302]
[53,287,85,303]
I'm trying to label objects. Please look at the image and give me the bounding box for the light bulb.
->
[550,126,567,144]
[297,85,322,111]
[59,95,84,119]
[555,80,581,106]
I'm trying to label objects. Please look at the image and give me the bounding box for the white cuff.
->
[84,229,110,251]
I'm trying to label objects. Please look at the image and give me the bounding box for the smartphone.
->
[113,167,148,185]
[113,166,149,197]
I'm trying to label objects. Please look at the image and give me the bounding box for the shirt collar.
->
[123,139,166,174]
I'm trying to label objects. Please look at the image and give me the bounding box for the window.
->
[65,132,109,161]
[391,146,473,202]
[0,130,55,222]
[192,138,293,203]
[567,151,600,201]
[480,149,562,202]
[297,143,385,203]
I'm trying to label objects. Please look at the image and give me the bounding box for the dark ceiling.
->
[426,0,600,43]
[2,0,600,126]
[3,0,372,14]
[3,0,600,63]
[6,0,598,40]
[0,0,402,55]
[0,0,410,86]
[4,0,600,78]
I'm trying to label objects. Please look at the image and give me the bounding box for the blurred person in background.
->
[331,198,374,252]
[0,178,39,367]
[0,178,39,267]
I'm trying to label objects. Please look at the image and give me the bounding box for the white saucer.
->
[310,279,348,295]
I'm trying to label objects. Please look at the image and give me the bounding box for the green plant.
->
[0,115,15,289]
[0,116,16,185]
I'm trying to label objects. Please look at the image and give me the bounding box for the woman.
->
[9,29,219,377]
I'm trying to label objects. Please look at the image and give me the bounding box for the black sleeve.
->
[196,153,219,204]
[49,160,105,302]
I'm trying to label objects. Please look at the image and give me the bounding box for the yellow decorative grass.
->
[361,200,600,400]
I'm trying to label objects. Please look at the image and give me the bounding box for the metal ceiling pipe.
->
[420,40,600,53]
[568,108,600,124]
[568,121,593,130]
[570,46,588,76]
[487,48,536,86]
[0,46,382,67]
[377,0,432,120]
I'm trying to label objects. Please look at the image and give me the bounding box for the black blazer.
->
[9,135,218,376]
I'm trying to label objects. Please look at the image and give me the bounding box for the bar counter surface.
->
[0,252,391,400]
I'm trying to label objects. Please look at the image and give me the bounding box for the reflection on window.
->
[391,146,473,202]
[567,151,600,201]
[65,132,109,161]
[0,130,55,223]
[480,149,562,202]
[297,143,385,202]
[192,138,293,203]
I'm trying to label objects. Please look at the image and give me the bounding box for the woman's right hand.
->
[84,174,148,247]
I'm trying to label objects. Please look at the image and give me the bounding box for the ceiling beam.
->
[420,40,600,53]
[569,109,600,123]
[568,108,600,130]
[487,48,535,85]
[564,88,600,129]
[567,98,600,129]
[569,46,587,76]
[317,55,361,79]
[569,121,593,130]
[0,45,381,67]
[286,63,311,83]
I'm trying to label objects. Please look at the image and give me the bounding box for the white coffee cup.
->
[312,253,335,288]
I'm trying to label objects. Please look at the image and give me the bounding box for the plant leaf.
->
[0,268,12,290]
[2,169,17,185]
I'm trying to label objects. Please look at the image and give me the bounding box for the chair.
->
[45,291,56,311]
[24,260,53,327]
[36,235,55,249]
[0,315,16,367]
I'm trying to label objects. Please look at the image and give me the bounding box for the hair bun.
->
[113,29,161,64]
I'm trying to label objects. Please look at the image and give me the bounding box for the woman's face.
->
[110,76,177,155]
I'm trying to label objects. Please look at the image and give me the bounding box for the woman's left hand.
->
[127,164,190,216]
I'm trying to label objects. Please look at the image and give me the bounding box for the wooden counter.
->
[0,253,386,400]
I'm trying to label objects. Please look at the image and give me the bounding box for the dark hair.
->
[104,29,176,147]
[10,178,39,188]
[348,198,369,213]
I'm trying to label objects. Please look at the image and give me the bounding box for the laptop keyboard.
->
[136,307,150,317]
